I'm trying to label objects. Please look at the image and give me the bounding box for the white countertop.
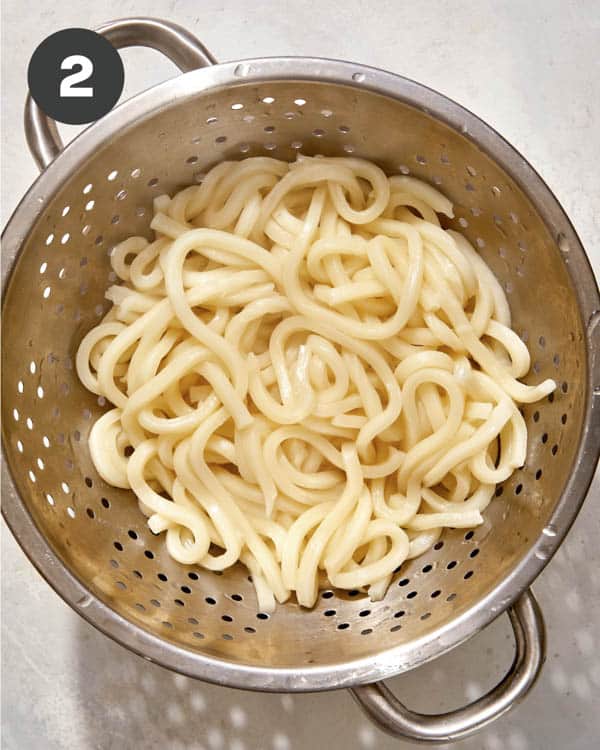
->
[1,1,599,748]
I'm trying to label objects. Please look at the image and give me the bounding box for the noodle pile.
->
[76,156,555,611]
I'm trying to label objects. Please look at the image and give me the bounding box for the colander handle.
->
[350,589,545,744]
[24,17,217,170]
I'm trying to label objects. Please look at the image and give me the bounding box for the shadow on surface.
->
[73,599,516,750]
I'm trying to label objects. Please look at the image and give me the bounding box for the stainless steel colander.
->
[2,17,599,744]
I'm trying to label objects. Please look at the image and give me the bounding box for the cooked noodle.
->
[76,156,555,611]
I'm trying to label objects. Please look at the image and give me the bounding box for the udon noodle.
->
[76,156,555,611]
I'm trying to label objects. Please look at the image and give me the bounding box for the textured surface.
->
[2,0,599,748]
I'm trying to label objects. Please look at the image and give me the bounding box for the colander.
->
[2,17,599,745]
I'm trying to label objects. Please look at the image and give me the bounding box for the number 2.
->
[60,55,93,98]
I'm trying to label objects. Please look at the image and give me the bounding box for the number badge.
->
[28,28,124,125]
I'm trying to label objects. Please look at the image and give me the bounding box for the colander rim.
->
[2,55,599,692]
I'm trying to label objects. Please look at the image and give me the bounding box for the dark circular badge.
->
[27,28,124,125]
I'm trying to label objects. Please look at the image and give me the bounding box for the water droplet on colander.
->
[234,63,252,77]
[542,524,558,538]
[534,539,554,561]
[76,593,93,608]
[37,196,44,203]
[557,232,570,254]
[352,72,365,82]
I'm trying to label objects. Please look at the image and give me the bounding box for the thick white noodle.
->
[76,155,555,610]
